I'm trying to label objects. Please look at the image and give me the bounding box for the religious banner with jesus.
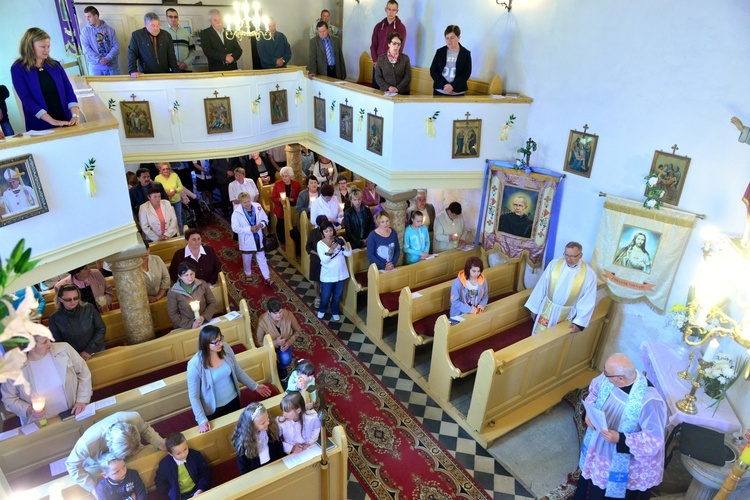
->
[480,162,563,266]
[591,195,698,313]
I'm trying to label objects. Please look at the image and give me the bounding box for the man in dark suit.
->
[307,21,346,80]
[127,12,179,77]
[211,157,241,217]
[200,9,243,71]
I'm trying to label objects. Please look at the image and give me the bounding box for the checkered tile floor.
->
[266,250,533,500]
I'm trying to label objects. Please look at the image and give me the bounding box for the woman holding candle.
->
[187,325,272,433]
[1,335,92,426]
[271,166,301,248]
[296,175,320,218]
[167,261,216,329]
[449,257,488,316]
[366,210,400,271]
[231,191,272,285]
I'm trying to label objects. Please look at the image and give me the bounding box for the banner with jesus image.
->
[591,195,698,313]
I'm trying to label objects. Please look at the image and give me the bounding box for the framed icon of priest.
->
[0,154,49,226]
[497,186,538,238]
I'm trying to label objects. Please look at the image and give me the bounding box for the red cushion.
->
[380,283,434,313]
[354,271,368,287]
[449,320,533,373]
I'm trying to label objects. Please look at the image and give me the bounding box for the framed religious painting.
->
[563,129,599,178]
[120,100,154,138]
[0,154,49,226]
[269,89,288,125]
[366,113,384,156]
[204,96,233,134]
[612,224,662,274]
[339,104,353,142]
[314,96,326,132]
[643,150,691,206]
[452,119,481,159]
[496,185,539,239]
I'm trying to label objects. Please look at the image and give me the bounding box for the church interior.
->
[0,1,749,498]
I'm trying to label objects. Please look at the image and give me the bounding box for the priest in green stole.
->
[525,241,597,335]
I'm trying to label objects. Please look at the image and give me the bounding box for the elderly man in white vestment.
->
[573,353,666,499]
[525,241,597,334]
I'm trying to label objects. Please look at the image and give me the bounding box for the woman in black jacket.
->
[429,25,472,96]
[343,188,373,249]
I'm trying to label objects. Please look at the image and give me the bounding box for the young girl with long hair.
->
[231,403,285,474]
[277,392,322,454]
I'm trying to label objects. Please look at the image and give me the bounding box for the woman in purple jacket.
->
[11,27,80,131]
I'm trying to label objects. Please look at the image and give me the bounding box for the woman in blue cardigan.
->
[11,28,80,131]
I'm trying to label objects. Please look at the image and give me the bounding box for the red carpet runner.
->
[201,218,490,499]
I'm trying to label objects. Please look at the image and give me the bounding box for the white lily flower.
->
[0,348,30,394]
[645,199,657,208]
[647,176,658,187]
[0,286,54,352]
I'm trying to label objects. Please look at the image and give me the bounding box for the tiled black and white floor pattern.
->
[266,251,533,500]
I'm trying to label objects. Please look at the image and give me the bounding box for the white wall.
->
[344,0,750,425]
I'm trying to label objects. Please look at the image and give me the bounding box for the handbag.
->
[665,423,727,466]
[262,228,279,253]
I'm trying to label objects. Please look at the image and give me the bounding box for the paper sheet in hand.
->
[283,444,322,468]
[583,401,609,431]
[75,403,96,421]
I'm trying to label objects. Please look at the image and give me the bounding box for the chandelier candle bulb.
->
[189,300,201,319]
[703,338,720,362]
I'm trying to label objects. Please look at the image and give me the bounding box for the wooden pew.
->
[0,328,278,484]
[257,178,277,235]
[465,297,613,448]
[358,51,493,95]
[364,247,481,342]
[394,258,524,369]
[281,198,304,274]
[341,248,370,319]
[13,394,349,500]
[149,236,187,265]
[89,297,250,391]
[428,289,534,402]
[299,210,314,280]
[99,271,230,348]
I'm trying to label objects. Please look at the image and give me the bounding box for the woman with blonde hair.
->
[231,191,272,285]
[11,27,80,130]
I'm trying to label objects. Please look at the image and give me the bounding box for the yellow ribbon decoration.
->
[424,118,435,138]
[295,93,303,106]
[83,171,96,197]
[329,109,334,120]
[170,108,180,125]
[252,101,259,114]
[357,116,363,131]
[499,124,510,141]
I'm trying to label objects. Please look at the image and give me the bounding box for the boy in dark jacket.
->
[155,432,210,499]
[95,453,147,500]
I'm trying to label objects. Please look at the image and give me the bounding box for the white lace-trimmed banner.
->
[591,195,698,313]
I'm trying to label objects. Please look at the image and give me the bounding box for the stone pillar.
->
[380,188,416,267]
[106,244,153,344]
[286,143,303,183]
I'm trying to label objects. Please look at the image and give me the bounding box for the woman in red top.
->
[270,166,301,248]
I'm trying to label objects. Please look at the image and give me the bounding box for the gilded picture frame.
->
[120,100,154,138]
[563,130,599,178]
[0,154,49,226]
[643,150,691,206]
[452,119,481,159]
[204,96,233,134]
[269,89,288,125]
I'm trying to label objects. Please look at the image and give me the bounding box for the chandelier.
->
[223,1,271,41]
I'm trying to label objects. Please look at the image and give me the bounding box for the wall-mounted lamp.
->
[497,0,513,11]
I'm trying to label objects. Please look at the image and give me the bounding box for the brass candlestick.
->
[677,350,695,379]
[676,358,712,415]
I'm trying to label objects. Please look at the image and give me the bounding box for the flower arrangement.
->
[499,114,516,141]
[702,354,747,413]
[643,173,664,210]
[668,301,723,341]
[0,240,52,394]
[424,111,439,137]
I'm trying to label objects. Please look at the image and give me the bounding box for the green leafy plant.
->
[107,98,116,111]
[515,137,537,169]
[643,173,664,209]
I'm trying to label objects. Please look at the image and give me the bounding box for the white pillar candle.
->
[189,300,201,319]
[703,338,720,362]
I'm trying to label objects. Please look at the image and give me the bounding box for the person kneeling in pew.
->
[66,411,166,494]
[232,403,286,474]
[450,256,488,317]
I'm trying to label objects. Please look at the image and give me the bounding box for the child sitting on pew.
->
[155,432,211,500]
[286,359,317,412]
[277,391,322,454]
[95,453,147,500]
[231,403,286,474]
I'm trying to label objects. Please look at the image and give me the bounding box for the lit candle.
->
[327,166,334,177]
[452,233,458,249]
[339,202,345,212]
[702,338,720,362]
[31,395,47,427]
[693,305,708,327]
[741,443,750,465]
[280,192,287,201]
[189,300,201,320]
